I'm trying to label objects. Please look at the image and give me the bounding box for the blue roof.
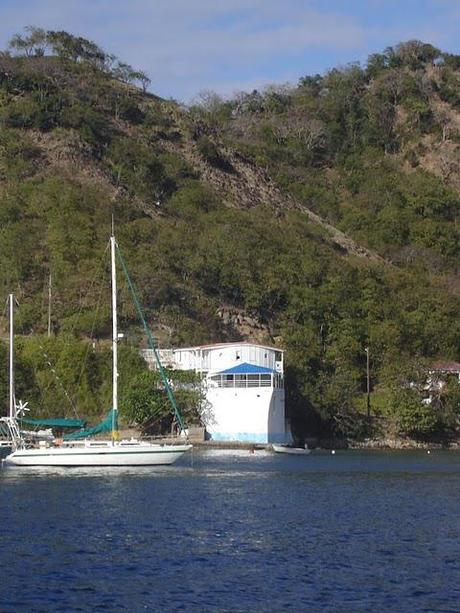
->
[218,362,275,375]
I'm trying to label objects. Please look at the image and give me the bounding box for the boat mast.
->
[110,233,118,443]
[9,293,14,418]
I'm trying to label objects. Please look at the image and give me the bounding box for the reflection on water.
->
[2,449,460,611]
[1,463,185,480]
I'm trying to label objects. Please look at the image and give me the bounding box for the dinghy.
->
[272,444,311,455]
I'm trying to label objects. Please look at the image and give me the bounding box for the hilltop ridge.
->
[0,30,458,437]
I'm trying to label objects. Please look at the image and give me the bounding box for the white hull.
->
[4,442,192,467]
[272,444,311,455]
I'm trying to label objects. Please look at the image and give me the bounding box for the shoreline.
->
[151,438,460,451]
[192,436,460,451]
[123,429,460,451]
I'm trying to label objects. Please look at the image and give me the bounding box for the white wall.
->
[203,345,282,373]
[146,343,283,375]
[205,386,286,444]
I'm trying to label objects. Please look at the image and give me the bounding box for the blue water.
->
[1,449,460,612]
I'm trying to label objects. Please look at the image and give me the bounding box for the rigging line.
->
[38,343,80,419]
[72,265,107,405]
[35,243,110,415]
[34,370,50,414]
[115,243,187,435]
[66,241,110,337]
[60,239,110,408]
[41,271,47,324]
[2,294,18,318]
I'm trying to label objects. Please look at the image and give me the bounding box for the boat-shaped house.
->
[142,342,287,444]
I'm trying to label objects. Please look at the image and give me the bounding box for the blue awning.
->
[218,362,275,375]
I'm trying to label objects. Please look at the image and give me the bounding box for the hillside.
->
[0,31,458,438]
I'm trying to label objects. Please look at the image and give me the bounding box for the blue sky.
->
[0,0,459,102]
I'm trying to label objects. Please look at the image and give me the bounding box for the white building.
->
[421,361,460,405]
[142,342,288,444]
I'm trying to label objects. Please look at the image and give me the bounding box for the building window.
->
[260,375,271,387]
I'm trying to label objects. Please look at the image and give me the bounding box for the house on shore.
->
[422,361,460,404]
[141,342,288,444]
[430,362,460,381]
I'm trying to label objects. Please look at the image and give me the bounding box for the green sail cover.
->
[63,409,117,440]
[19,418,87,429]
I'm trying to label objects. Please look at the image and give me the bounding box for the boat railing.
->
[0,417,25,450]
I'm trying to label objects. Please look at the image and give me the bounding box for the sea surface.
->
[1,448,460,612]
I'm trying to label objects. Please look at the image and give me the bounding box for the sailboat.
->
[1,235,192,467]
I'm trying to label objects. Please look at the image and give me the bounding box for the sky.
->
[0,0,459,102]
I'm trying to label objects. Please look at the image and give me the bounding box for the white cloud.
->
[0,0,459,100]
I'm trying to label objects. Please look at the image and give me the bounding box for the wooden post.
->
[365,347,371,419]
[47,274,52,337]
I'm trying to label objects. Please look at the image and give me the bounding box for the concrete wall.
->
[205,386,286,444]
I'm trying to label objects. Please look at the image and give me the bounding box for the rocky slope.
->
[0,32,458,437]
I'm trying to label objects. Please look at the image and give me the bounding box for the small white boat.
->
[272,444,311,455]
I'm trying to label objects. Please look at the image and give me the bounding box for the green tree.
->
[121,369,203,434]
[390,388,437,438]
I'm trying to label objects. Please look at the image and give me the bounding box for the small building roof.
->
[161,342,283,353]
[431,361,460,373]
[217,362,276,375]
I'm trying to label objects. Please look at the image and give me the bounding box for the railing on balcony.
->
[209,373,283,389]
